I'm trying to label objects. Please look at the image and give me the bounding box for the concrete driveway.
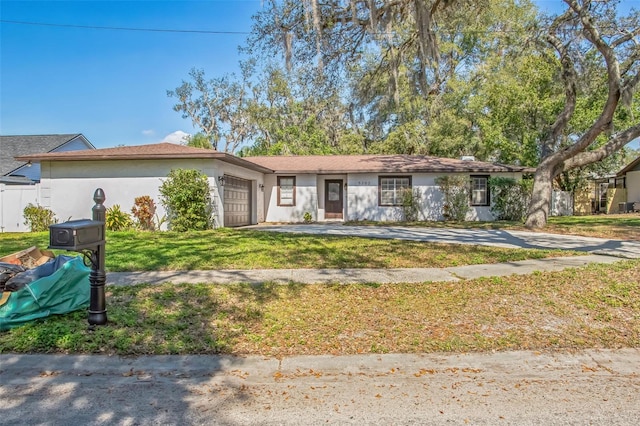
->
[250,224,640,259]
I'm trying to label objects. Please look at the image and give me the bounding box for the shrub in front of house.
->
[106,204,133,231]
[489,177,533,221]
[159,169,214,231]
[401,188,421,222]
[22,204,57,232]
[131,196,157,231]
[435,176,470,221]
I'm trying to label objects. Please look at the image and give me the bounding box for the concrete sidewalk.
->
[107,254,624,286]
[2,349,639,425]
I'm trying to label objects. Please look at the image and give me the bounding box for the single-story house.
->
[574,155,640,215]
[615,156,640,212]
[14,143,534,229]
[1,134,95,232]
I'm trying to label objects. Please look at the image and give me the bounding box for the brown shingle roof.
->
[245,154,534,174]
[16,142,217,161]
[16,143,272,173]
[16,143,534,175]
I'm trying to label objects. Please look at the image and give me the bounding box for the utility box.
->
[49,219,105,251]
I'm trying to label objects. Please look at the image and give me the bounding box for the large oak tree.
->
[524,0,640,227]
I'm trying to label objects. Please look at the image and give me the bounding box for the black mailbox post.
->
[49,189,108,326]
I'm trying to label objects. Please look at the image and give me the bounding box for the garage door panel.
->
[223,176,251,227]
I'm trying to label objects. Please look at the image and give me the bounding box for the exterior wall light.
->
[218,176,225,186]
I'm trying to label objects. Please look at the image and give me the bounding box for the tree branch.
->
[559,0,622,158]
[543,15,577,159]
[563,123,640,170]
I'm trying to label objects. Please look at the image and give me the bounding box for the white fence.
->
[0,184,41,232]
[551,190,574,216]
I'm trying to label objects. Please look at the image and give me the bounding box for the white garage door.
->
[223,176,251,227]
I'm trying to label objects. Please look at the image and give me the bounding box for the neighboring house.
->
[15,143,533,230]
[0,134,95,232]
[615,156,640,212]
[576,155,640,215]
[1,134,95,183]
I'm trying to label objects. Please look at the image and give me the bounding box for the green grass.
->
[1,218,637,355]
[1,260,638,355]
[0,228,576,271]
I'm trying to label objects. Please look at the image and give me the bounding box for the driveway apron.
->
[250,224,640,259]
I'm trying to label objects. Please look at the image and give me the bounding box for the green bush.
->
[303,212,313,223]
[131,196,157,231]
[401,188,421,222]
[435,176,470,221]
[489,177,533,221]
[159,169,214,231]
[105,204,133,231]
[23,204,57,232]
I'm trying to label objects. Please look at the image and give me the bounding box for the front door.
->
[325,180,343,219]
[597,182,609,213]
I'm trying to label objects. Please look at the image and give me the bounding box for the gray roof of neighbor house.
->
[16,142,273,174]
[245,154,535,174]
[1,134,95,176]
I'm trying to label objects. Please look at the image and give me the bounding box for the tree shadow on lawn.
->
[0,280,306,425]
[104,230,394,271]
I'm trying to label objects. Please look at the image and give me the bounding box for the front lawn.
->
[1,260,638,355]
[0,228,576,271]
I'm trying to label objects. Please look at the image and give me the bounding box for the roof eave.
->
[617,156,640,177]
[267,167,533,174]
[15,151,274,174]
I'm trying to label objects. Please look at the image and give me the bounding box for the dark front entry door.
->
[325,180,343,219]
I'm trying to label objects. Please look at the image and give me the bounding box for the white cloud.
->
[162,130,190,144]
[142,129,155,136]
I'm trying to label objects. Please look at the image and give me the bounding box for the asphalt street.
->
[2,349,639,425]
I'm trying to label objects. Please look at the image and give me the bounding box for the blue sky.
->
[1,0,258,148]
[1,0,638,150]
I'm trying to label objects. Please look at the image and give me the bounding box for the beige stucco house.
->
[574,156,640,215]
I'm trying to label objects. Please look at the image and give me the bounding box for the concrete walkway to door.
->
[249,223,640,259]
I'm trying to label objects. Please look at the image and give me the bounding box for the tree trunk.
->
[525,162,557,229]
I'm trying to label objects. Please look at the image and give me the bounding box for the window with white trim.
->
[379,176,412,206]
[470,175,489,206]
[277,176,296,206]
